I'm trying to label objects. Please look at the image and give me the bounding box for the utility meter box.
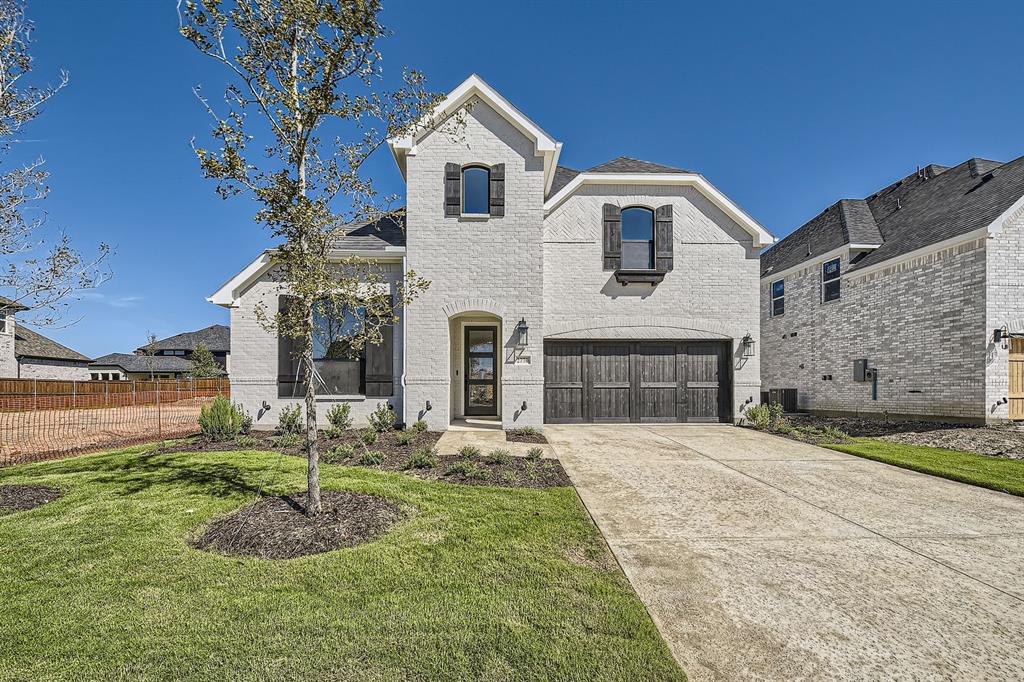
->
[854,359,869,382]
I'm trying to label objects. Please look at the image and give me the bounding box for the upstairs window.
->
[621,207,655,270]
[461,166,490,215]
[771,280,785,316]
[822,258,841,302]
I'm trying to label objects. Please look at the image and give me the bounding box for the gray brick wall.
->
[0,329,14,378]
[229,264,405,430]
[761,238,989,421]
[544,183,763,420]
[404,97,545,430]
[17,358,92,380]
[985,205,1024,420]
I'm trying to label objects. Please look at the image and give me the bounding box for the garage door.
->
[543,340,731,423]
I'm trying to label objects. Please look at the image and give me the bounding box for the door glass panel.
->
[468,356,494,380]
[467,329,494,353]
[468,384,494,409]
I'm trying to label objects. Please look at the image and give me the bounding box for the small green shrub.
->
[404,446,439,470]
[458,444,481,459]
[323,426,344,440]
[485,448,511,465]
[325,443,355,462]
[395,430,416,446]
[524,459,539,479]
[326,403,353,431]
[526,447,544,461]
[358,450,385,466]
[499,471,517,485]
[278,404,303,435]
[447,458,488,480]
[198,396,245,442]
[508,426,540,438]
[411,419,428,433]
[745,402,786,430]
[368,402,397,433]
[235,435,259,449]
[821,426,849,443]
[360,428,379,445]
[275,433,301,448]
[236,404,253,435]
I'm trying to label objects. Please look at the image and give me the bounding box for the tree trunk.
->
[301,304,321,516]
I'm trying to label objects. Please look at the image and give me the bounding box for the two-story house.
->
[211,75,773,430]
[760,157,1024,423]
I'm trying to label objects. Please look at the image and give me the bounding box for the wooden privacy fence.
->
[0,378,230,467]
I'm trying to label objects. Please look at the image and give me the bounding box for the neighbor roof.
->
[0,295,28,312]
[761,156,1024,276]
[14,326,91,363]
[90,353,199,374]
[138,325,230,354]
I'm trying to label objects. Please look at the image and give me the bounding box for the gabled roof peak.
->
[587,156,695,174]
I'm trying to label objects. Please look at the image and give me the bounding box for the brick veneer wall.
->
[0,331,14,378]
[986,206,1024,421]
[16,358,92,380]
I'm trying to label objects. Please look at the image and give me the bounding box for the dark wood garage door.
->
[543,340,731,423]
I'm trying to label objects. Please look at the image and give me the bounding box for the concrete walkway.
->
[546,424,1024,681]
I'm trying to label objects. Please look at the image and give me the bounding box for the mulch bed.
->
[505,428,549,444]
[0,484,64,515]
[191,490,403,559]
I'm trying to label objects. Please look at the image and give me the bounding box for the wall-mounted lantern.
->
[516,318,529,348]
[741,333,756,358]
[994,325,1010,350]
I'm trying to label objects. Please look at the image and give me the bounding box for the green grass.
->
[825,438,1024,497]
[0,446,683,681]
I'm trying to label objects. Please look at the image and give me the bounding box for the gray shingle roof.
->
[14,326,91,363]
[138,324,230,354]
[548,165,581,197]
[761,156,1024,276]
[329,213,406,250]
[586,156,694,174]
[90,353,197,374]
[0,295,28,312]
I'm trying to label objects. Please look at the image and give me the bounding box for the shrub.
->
[447,458,488,480]
[235,435,259,449]
[485,448,511,465]
[458,444,481,459]
[524,460,539,479]
[525,446,544,461]
[326,403,353,431]
[395,430,416,446]
[404,446,439,470]
[358,450,385,466]
[236,404,253,435]
[198,396,245,442]
[278,404,303,435]
[325,443,355,462]
[323,426,344,440]
[821,426,849,443]
[360,428,379,445]
[411,419,428,433]
[745,402,786,430]
[275,433,301,448]
[368,402,397,433]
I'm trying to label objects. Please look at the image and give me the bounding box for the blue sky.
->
[18,0,1024,357]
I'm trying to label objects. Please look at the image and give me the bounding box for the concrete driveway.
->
[546,424,1024,681]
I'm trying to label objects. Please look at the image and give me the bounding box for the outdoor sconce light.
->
[425,400,432,411]
[994,325,1010,350]
[516,318,529,348]
[741,333,756,358]
[521,401,527,411]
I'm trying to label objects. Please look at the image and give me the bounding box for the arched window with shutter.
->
[621,206,655,270]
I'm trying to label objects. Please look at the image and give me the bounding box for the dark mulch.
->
[157,428,442,459]
[505,428,549,444]
[435,454,569,488]
[191,490,403,559]
[0,484,64,515]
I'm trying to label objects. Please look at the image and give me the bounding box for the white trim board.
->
[544,172,775,248]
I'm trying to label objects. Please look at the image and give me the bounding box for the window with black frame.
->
[621,207,655,270]
[311,301,366,395]
[822,258,841,302]
[771,279,785,316]
[461,165,490,215]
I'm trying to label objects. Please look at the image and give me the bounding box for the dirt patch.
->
[789,415,1024,459]
[191,490,403,559]
[0,484,63,515]
[506,428,548,444]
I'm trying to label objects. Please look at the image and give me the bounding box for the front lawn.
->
[825,439,1024,497]
[0,447,683,681]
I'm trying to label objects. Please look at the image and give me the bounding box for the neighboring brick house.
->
[760,157,1024,423]
[212,75,773,430]
[135,325,230,373]
[0,296,91,380]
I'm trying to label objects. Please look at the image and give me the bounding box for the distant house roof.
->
[138,324,230,354]
[90,353,199,374]
[762,156,1024,276]
[14,326,91,363]
[0,295,28,312]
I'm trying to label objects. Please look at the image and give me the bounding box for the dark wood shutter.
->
[602,204,622,271]
[489,163,505,217]
[444,163,460,217]
[277,295,300,398]
[655,205,674,271]
[365,297,394,397]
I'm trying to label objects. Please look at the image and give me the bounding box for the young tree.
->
[139,331,158,381]
[188,342,222,378]
[180,0,448,515]
[0,0,110,326]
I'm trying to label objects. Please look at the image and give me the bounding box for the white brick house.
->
[212,75,773,430]
[0,296,92,380]
[760,158,1024,423]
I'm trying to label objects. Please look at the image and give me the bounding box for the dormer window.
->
[461,165,490,215]
[621,207,655,270]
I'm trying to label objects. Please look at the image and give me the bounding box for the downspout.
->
[401,253,409,428]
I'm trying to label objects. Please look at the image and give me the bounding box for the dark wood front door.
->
[543,340,731,423]
[464,327,498,416]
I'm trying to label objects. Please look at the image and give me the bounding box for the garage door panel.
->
[637,343,679,422]
[685,344,727,422]
[590,344,630,421]
[544,342,584,423]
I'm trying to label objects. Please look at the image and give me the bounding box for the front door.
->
[464,326,498,416]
